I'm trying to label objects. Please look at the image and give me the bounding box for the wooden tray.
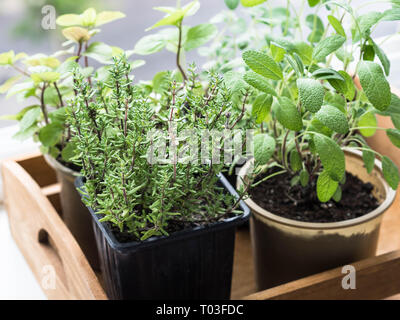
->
[2,152,400,300]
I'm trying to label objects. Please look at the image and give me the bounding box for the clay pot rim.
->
[237,150,397,230]
[43,153,80,178]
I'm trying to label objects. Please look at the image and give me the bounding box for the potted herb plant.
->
[69,56,249,300]
[0,8,144,270]
[233,0,400,290]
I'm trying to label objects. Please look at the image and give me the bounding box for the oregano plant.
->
[133,0,218,82]
[231,0,400,202]
[0,8,144,166]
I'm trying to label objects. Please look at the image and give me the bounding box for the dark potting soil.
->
[249,170,380,223]
[103,198,238,243]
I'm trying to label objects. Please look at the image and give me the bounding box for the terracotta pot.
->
[44,154,100,271]
[237,150,396,291]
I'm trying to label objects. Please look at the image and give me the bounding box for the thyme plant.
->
[68,56,245,240]
[229,0,400,202]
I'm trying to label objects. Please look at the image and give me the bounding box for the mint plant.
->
[68,56,246,240]
[0,8,144,165]
[233,0,400,202]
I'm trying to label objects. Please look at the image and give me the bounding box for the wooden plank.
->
[13,151,58,188]
[231,189,400,300]
[1,157,106,300]
[231,226,255,299]
[243,250,400,300]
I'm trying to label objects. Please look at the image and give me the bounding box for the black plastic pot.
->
[75,174,250,300]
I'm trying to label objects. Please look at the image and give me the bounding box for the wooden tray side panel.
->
[1,157,106,300]
[244,250,400,300]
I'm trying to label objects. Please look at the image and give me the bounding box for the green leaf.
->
[61,141,77,162]
[306,14,324,43]
[244,71,277,96]
[0,105,39,121]
[358,12,383,37]
[152,71,170,94]
[328,15,346,37]
[252,94,272,124]
[240,0,266,7]
[225,0,240,10]
[313,35,346,62]
[312,68,345,81]
[314,133,345,181]
[31,72,60,83]
[297,78,324,113]
[253,134,276,166]
[38,123,64,147]
[387,128,400,148]
[147,1,199,30]
[62,26,90,43]
[56,14,82,27]
[294,42,313,65]
[382,8,400,21]
[362,44,375,61]
[290,150,302,172]
[133,34,166,55]
[147,11,185,30]
[362,147,375,174]
[242,50,283,80]
[377,93,400,117]
[308,0,320,7]
[358,61,391,111]
[317,170,339,202]
[300,169,309,187]
[95,11,125,26]
[328,70,356,101]
[315,105,349,134]
[0,75,22,94]
[371,38,390,76]
[332,185,342,202]
[224,71,249,108]
[83,42,113,64]
[13,124,38,141]
[270,44,286,63]
[185,24,217,51]
[274,97,303,131]
[0,50,15,65]
[358,111,377,137]
[20,107,41,131]
[309,118,333,137]
[49,107,67,124]
[382,156,399,189]
[324,91,346,113]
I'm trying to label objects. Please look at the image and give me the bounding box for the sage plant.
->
[226,0,400,202]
